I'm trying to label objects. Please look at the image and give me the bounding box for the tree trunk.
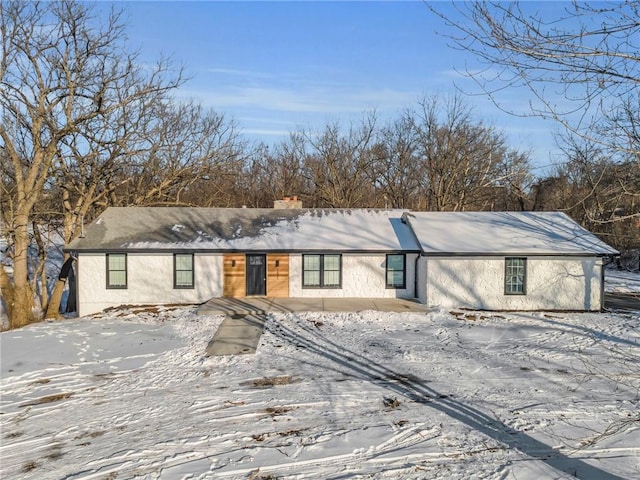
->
[0,265,16,323]
[45,279,66,319]
[33,223,48,310]
[45,197,84,319]
[45,253,72,319]
[40,267,49,311]
[10,216,37,328]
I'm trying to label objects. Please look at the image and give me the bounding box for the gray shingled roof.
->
[403,211,618,256]
[67,207,420,252]
[67,207,617,256]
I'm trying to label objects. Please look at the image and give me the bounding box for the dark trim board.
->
[66,247,615,258]
[66,248,421,255]
[419,252,615,258]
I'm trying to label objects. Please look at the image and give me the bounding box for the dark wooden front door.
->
[246,254,266,296]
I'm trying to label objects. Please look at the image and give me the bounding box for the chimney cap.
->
[274,196,302,209]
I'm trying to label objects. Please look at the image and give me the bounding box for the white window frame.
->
[505,257,526,295]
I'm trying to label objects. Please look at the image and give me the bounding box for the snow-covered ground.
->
[606,267,640,294]
[1,295,639,479]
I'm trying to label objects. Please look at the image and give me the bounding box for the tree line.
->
[1,1,638,328]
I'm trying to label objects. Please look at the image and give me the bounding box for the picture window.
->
[302,254,341,288]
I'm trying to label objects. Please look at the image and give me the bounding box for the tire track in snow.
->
[210,425,442,478]
[2,308,637,479]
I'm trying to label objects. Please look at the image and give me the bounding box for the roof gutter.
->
[64,247,422,255]
[414,254,420,300]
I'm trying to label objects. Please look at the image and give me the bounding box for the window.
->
[505,257,526,295]
[174,253,194,289]
[106,253,127,289]
[303,254,341,288]
[386,254,406,288]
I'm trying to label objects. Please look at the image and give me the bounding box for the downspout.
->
[400,212,423,301]
[73,252,79,315]
[414,254,420,300]
[600,257,605,312]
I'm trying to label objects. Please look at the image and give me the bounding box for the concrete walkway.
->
[200,297,427,356]
[198,297,427,316]
[205,314,265,356]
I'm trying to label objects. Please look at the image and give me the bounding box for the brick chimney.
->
[273,195,302,209]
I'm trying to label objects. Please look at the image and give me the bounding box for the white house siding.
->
[77,253,223,316]
[422,256,604,311]
[289,253,417,299]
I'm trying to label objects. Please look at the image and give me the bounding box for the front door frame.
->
[246,253,267,296]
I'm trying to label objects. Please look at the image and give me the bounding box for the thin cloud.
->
[238,116,297,127]
[242,128,294,137]
[179,85,417,114]
[205,67,275,79]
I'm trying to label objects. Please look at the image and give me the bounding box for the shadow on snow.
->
[265,313,624,480]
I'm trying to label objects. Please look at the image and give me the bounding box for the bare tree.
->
[430,1,640,164]
[533,137,640,252]
[120,101,243,207]
[412,95,529,212]
[370,112,422,209]
[0,1,182,328]
[255,134,309,206]
[302,115,378,208]
[474,148,532,212]
[41,98,243,318]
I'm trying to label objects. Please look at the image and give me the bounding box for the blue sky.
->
[113,1,565,172]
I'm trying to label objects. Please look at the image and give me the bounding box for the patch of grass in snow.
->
[383,396,401,409]
[73,430,106,441]
[449,311,504,321]
[29,378,51,385]
[99,303,193,317]
[307,319,324,328]
[19,392,73,407]
[21,461,37,473]
[252,429,303,442]
[44,444,64,461]
[248,470,277,480]
[264,406,293,416]
[245,375,297,388]
[386,372,425,384]
[222,400,246,407]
